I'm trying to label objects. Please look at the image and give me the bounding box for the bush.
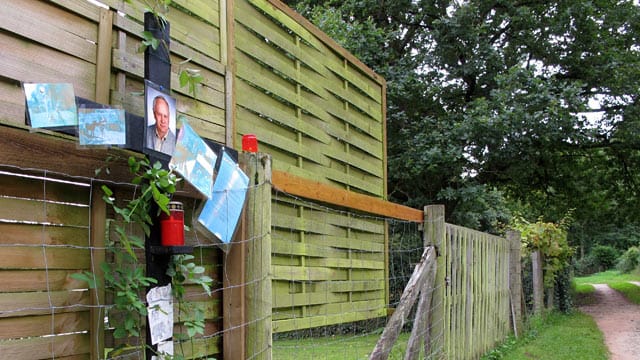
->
[590,245,620,271]
[573,256,599,276]
[616,246,640,273]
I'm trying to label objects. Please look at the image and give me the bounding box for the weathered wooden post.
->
[246,153,272,360]
[507,230,522,337]
[425,205,446,359]
[531,250,544,314]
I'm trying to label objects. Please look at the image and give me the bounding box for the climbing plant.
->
[73,156,213,357]
[513,213,574,289]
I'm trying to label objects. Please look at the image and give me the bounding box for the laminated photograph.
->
[195,149,249,252]
[78,108,126,146]
[169,119,217,198]
[144,80,177,157]
[23,83,78,128]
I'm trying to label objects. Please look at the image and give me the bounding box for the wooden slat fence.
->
[428,205,514,360]
[0,170,93,359]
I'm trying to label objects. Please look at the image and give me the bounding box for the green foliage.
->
[103,156,178,340]
[589,245,620,270]
[616,246,640,273]
[288,0,640,251]
[513,214,574,288]
[168,255,213,359]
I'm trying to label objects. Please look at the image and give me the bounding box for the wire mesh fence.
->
[1,163,523,360]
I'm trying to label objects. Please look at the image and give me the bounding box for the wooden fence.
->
[427,205,521,360]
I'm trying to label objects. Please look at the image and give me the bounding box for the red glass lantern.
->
[160,201,184,246]
[242,134,258,153]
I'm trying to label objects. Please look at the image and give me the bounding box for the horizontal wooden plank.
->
[175,335,221,358]
[0,270,89,292]
[111,13,225,75]
[270,156,383,197]
[0,332,90,359]
[272,170,423,222]
[235,23,330,100]
[236,52,331,124]
[174,0,220,25]
[0,223,89,247]
[0,312,90,340]
[0,290,90,318]
[273,288,384,309]
[251,0,384,86]
[273,306,386,333]
[272,213,343,236]
[0,247,91,270]
[0,173,90,204]
[103,0,221,59]
[306,257,384,270]
[0,197,89,227]
[0,126,136,182]
[323,146,383,179]
[49,0,102,22]
[272,265,347,282]
[0,32,96,99]
[1,0,98,63]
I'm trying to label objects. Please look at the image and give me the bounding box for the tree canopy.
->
[285,0,640,252]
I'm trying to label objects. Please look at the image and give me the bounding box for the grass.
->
[573,269,640,285]
[574,269,640,305]
[482,312,608,360]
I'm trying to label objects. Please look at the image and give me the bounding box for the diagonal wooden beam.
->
[271,170,423,222]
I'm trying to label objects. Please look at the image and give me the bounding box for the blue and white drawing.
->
[23,83,78,128]
[78,108,126,146]
[197,150,249,245]
[169,120,217,198]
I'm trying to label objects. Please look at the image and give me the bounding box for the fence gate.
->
[427,205,516,360]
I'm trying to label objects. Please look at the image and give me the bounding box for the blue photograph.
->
[23,83,78,128]
[169,120,217,198]
[197,150,249,246]
[78,108,126,146]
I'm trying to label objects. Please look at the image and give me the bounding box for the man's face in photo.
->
[154,97,170,136]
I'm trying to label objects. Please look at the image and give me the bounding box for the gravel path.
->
[579,283,640,360]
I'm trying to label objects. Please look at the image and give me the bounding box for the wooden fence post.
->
[90,187,106,360]
[425,205,445,359]
[531,251,544,314]
[507,231,522,337]
[244,153,272,360]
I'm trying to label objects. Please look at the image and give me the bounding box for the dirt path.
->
[579,283,640,360]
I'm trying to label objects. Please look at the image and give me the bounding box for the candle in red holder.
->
[242,134,258,153]
[160,201,184,246]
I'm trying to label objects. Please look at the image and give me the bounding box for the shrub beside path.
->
[579,283,640,360]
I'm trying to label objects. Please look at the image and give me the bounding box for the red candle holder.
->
[160,201,184,246]
[242,134,258,153]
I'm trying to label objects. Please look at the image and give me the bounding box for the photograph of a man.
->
[145,81,176,156]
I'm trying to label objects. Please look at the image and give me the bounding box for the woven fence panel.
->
[234,0,386,198]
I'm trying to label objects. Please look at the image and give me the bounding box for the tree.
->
[285,0,640,242]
